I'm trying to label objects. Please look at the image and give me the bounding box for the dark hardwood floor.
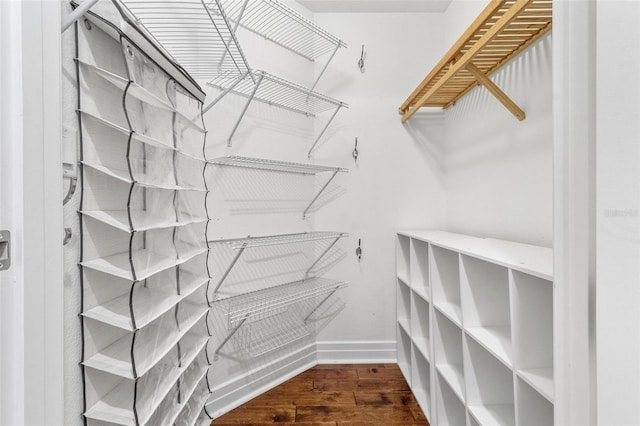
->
[210,364,430,425]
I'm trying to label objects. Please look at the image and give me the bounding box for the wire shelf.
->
[121,0,252,80]
[213,231,348,249]
[244,313,312,358]
[217,0,345,62]
[208,69,346,116]
[212,278,346,359]
[217,277,347,326]
[209,156,348,174]
[206,70,346,155]
[209,230,347,297]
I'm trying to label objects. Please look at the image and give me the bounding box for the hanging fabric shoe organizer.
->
[74,1,213,424]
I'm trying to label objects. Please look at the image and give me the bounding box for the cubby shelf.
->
[437,364,465,402]
[396,230,554,425]
[517,368,554,403]
[468,404,515,426]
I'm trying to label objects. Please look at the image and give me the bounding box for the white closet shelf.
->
[81,245,208,282]
[217,231,348,249]
[213,278,346,359]
[84,335,208,425]
[81,209,208,233]
[80,110,206,162]
[401,230,553,281]
[120,0,252,80]
[82,270,208,330]
[413,286,429,303]
[217,0,345,90]
[78,59,206,133]
[397,318,410,336]
[466,326,512,367]
[82,161,208,193]
[517,367,554,402]
[218,277,347,326]
[434,301,462,327]
[205,71,347,156]
[210,156,348,219]
[207,69,345,117]
[218,0,345,62]
[413,336,430,363]
[210,230,347,297]
[436,364,465,402]
[83,301,208,379]
[245,312,312,358]
[468,404,515,426]
[210,156,348,175]
[397,273,410,286]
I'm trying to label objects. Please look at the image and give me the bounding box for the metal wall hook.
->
[63,163,78,205]
[64,228,73,245]
[352,138,359,163]
[358,45,366,73]
[356,238,362,261]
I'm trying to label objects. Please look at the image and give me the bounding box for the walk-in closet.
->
[1,0,639,425]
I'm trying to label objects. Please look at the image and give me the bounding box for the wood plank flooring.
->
[210,364,430,426]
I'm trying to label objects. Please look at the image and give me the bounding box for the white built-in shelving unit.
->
[396,231,553,425]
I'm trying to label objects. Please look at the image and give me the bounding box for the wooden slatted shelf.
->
[399,0,552,123]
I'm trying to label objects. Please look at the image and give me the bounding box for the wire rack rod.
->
[217,0,346,62]
[209,230,347,297]
[209,156,348,175]
[245,314,311,358]
[214,279,347,359]
[208,70,346,117]
[218,277,348,326]
[120,0,252,81]
[211,231,348,249]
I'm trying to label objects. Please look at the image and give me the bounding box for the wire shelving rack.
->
[213,277,347,359]
[209,156,348,218]
[120,0,347,156]
[216,0,347,90]
[208,230,348,298]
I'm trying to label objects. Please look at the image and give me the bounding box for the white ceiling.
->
[296,0,453,13]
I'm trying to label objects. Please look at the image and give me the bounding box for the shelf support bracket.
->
[218,0,250,69]
[228,73,265,146]
[61,0,99,33]
[304,287,339,324]
[304,236,341,278]
[308,104,343,159]
[202,71,250,116]
[309,43,341,93]
[212,242,248,298]
[214,314,249,361]
[465,63,525,121]
[303,170,338,219]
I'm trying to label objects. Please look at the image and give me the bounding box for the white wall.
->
[595,1,640,424]
[443,34,553,247]
[311,12,447,343]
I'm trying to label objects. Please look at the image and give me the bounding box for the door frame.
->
[1,1,64,425]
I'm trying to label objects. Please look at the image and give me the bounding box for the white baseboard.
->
[316,340,397,363]
[205,340,397,419]
[206,344,317,419]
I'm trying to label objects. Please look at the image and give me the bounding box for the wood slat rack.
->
[399,0,552,123]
